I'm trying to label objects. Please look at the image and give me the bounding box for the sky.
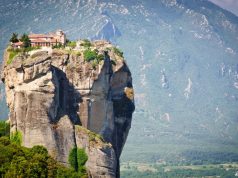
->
[209,0,238,16]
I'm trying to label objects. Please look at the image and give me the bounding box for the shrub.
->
[20,34,31,48]
[76,51,81,56]
[77,148,88,177]
[10,131,22,145]
[67,41,77,48]
[111,60,116,66]
[52,43,63,49]
[24,46,40,52]
[91,59,98,70]
[113,47,123,57]
[80,39,92,48]
[97,54,104,61]
[68,147,88,177]
[69,147,78,171]
[0,136,83,178]
[0,121,10,137]
[83,49,97,62]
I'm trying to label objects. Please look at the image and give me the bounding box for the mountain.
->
[0,0,238,165]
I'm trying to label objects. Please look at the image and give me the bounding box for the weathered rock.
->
[75,126,116,178]
[1,40,135,177]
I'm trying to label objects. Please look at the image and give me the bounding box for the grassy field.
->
[121,162,238,178]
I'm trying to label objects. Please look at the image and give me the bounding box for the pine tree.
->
[9,33,19,43]
[20,33,31,48]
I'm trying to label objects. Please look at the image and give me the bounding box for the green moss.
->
[88,131,104,143]
[75,125,106,145]
[6,46,41,65]
[76,51,81,56]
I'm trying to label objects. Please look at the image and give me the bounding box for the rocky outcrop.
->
[1,40,135,178]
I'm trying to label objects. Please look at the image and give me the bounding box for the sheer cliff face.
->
[1,40,135,177]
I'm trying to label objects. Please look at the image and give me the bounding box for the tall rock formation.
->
[1,40,135,178]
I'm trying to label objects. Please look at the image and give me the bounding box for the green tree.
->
[68,147,88,177]
[20,33,31,48]
[69,147,78,171]
[0,121,10,137]
[67,41,77,48]
[77,148,88,176]
[10,131,22,145]
[83,49,97,62]
[9,33,19,43]
[0,136,84,178]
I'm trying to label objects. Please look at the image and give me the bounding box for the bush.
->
[0,121,10,137]
[80,39,92,48]
[69,147,78,171]
[83,49,98,62]
[0,136,83,178]
[113,47,123,57]
[20,34,31,48]
[67,41,77,48]
[97,54,104,61]
[111,60,116,66]
[68,147,88,177]
[76,51,81,56]
[10,131,22,145]
[52,43,63,49]
[91,59,98,70]
[24,46,40,52]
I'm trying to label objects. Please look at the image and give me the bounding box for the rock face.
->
[1,40,135,178]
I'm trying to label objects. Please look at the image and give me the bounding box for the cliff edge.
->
[1,40,135,178]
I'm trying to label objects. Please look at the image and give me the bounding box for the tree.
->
[83,49,97,62]
[0,121,10,137]
[69,147,78,171]
[68,147,88,177]
[9,33,19,43]
[20,33,31,48]
[0,136,84,178]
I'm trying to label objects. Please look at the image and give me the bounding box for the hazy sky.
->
[209,0,238,16]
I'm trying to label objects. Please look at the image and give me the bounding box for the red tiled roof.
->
[13,41,23,46]
[29,34,54,38]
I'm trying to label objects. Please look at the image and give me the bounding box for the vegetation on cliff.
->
[0,121,88,178]
[112,47,123,58]
[68,147,88,177]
